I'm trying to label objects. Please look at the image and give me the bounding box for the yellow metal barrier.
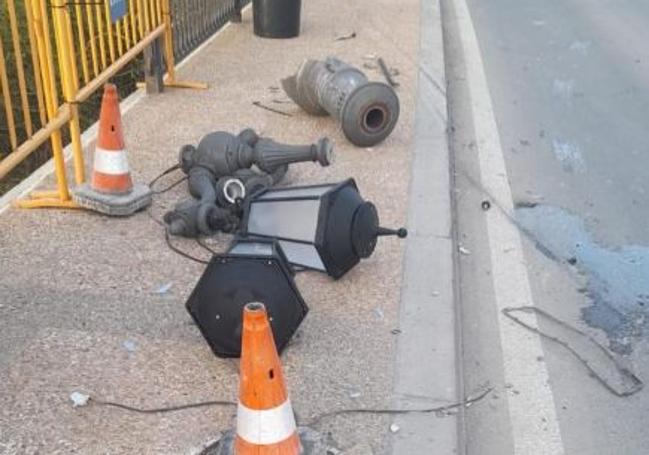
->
[0,0,203,209]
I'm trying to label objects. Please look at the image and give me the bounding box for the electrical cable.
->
[87,387,493,423]
[503,306,643,397]
[149,164,185,194]
[302,387,493,427]
[195,236,221,256]
[151,176,187,195]
[92,398,236,414]
[456,168,645,396]
[145,165,212,264]
[164,228,209,265]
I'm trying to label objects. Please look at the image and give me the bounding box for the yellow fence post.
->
[51,0,85,186]
[161,0,176,81]
[14,0,77,208]
[0,35,18,150]
[7,0,34,137]
[160,0,208,90]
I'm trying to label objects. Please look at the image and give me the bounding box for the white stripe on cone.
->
[236,399,297,445]
[93,147,130,175]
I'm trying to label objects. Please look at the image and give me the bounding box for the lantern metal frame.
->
[241,178,405,279]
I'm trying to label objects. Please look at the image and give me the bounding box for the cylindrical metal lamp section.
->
[253,0,301,38]
[282,58,400,147]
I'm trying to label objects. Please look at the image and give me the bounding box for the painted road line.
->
[450,0,565,453]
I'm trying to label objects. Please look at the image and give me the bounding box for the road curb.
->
[389,0,457,453]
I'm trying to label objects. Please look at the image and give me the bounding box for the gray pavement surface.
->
[0,1,455,454]
[446,0,649,453]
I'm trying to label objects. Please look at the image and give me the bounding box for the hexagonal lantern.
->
[185,239,308,358]
[241,178,407,279]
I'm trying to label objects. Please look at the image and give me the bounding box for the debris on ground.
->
[459,246,471,255]
[154,282,173,294]
[252,100,293,116]
[187,243,308,358]
[503,306,644,397]
[377,57,400,88]
[122,340,137,353]
[70,392,90,408]
[334,31,356,41]
[189,435,222,455]
[202,427,331,454]
[240,179,407,279]
[389,423,400,433]
[164,129,331,238]
[282,57,400,146]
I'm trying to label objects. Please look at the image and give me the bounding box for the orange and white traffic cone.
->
[91,83,133,194]
[73,83,151,216]
[235,302,301,454]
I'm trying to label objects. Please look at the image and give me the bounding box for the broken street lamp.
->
[282,57,400,147]
[186,239,308,358]
[241,179,407,279]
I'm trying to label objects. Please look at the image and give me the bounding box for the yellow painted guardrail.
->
[0,0,202,208]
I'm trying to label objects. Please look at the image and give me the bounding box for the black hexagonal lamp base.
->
[185,239,308,358]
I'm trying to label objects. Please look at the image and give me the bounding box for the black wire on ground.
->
[149,164,183,192]
[302,387,493,427]
[87,387,493,423]
[195,236,219,255]
[146,164,185,227]
[92,398,236,414]
[151,176,187,195]
[165,229,210,265]
[145,165,212,265]
[450,168,646,397]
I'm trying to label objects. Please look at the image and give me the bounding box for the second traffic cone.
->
[73,84,151,216]
[91,83,133,194]
[235,302,301,454]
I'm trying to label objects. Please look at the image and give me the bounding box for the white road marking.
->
[450,0,566,453]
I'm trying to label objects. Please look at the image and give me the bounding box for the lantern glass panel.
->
[228,241,274,256]
[248,199,321,242]
[278,240,326,271]
[256,185,333,200]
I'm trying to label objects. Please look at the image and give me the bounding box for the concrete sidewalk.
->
[0,1,454,453]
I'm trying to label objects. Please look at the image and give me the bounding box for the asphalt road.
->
[444,0,649,453]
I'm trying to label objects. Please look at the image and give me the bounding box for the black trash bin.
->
[253,0,301,38]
